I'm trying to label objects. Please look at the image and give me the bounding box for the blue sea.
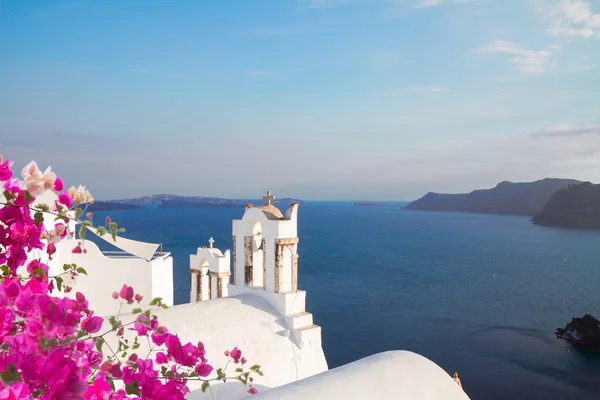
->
[92,202,600,399]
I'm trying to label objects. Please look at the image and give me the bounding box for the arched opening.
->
[195,258,210,301]
[250,221,265,288]
[282,247,293,293]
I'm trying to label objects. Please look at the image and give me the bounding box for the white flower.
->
[68,185,94,205]
[21,161,57,197]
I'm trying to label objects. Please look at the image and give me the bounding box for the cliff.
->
[405,178,581,216]
[532,182,600,229]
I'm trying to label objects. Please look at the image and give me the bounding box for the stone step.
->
[291,324,322,349]
[287,312,313,330]
[296,324,320,332]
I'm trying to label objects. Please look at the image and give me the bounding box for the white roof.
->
[247,350,471,400]
[119,294,327,399]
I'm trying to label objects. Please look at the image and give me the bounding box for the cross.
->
[262,191,275,205]
[208,237,215,248]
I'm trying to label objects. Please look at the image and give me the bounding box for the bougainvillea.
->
[0,154,262,399]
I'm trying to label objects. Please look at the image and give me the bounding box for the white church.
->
[33,191,471,399]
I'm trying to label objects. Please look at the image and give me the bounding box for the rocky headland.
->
[532,182,600,229]
[556,314,600,351]
[405,178,581,216]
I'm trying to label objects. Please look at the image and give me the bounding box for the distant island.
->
[81,201,145,212]
[354,201,383,207]
[405,178,581,216]
[87,194,304,211]
[532,182,600,229]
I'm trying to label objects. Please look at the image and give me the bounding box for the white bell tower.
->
[231,191,300,293]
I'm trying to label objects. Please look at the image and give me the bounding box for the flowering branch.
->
[0,155,262,398]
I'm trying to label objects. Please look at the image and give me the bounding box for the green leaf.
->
[132,308,142,314]
[106,376,116,391]
[23,190,34,204]
[235,368,243,373]
[201,381,209,393]
[75,207,84,219]
[109,222,117,230]
[78,226,86,240]
[3,190,15,201]
[111,231,116,242]
[118,227,126,233]
[149,297,163,306]
[35,203,50,212]
[121,351,127,358]
[0,265,9,276]
[0,364,22,385]
[82,220,92,227]
[125,381,140,396]
[33,211,44,228]
[31,268,45,278]
[76,267,87,275]
[96,226,107,236]
[63,264,72,271]
[95,338,103,352]
[55,276,63,292]
[249,365,261,371]
[161,303,168,309]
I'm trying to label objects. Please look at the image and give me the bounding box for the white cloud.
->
[477,40,554,74]
[542,1,600,38]
[389,86,449,94]
[246,70,274,76]
[414,0,474,8]
[530,124,600,138]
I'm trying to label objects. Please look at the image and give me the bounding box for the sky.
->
[0,0,599,201]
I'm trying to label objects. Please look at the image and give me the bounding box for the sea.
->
[90,202,600,400]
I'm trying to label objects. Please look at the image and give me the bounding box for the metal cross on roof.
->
[262,191,275,205]
[208,237,215,248]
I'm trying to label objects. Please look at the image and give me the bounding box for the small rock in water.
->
[556,314,600,351]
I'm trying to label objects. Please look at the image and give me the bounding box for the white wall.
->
[49,239,173,316]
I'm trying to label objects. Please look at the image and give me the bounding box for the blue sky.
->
[0,0,599,200]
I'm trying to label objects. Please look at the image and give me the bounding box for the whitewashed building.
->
[29,190,470,399]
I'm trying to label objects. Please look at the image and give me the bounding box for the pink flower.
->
[72,244,83,254]
[86,212,93,220]
[111,292,119,299]
[135,293,143,303]
[118,284,134,303]
[155,352,169,364]
[58,192,73,208]
[0,381,30,399]
[229,347,242,363]
[105,216,111,224]
[194,362,213,377]
[248,387,258,395]
[132,315,152,336]
[0,154,13,181]
[81,316,103,333]
[54,176,64,191]
[47,242,56,256]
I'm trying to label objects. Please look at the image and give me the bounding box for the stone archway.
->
[245,221,266,288]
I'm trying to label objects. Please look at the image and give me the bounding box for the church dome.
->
[257,204,284,220]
